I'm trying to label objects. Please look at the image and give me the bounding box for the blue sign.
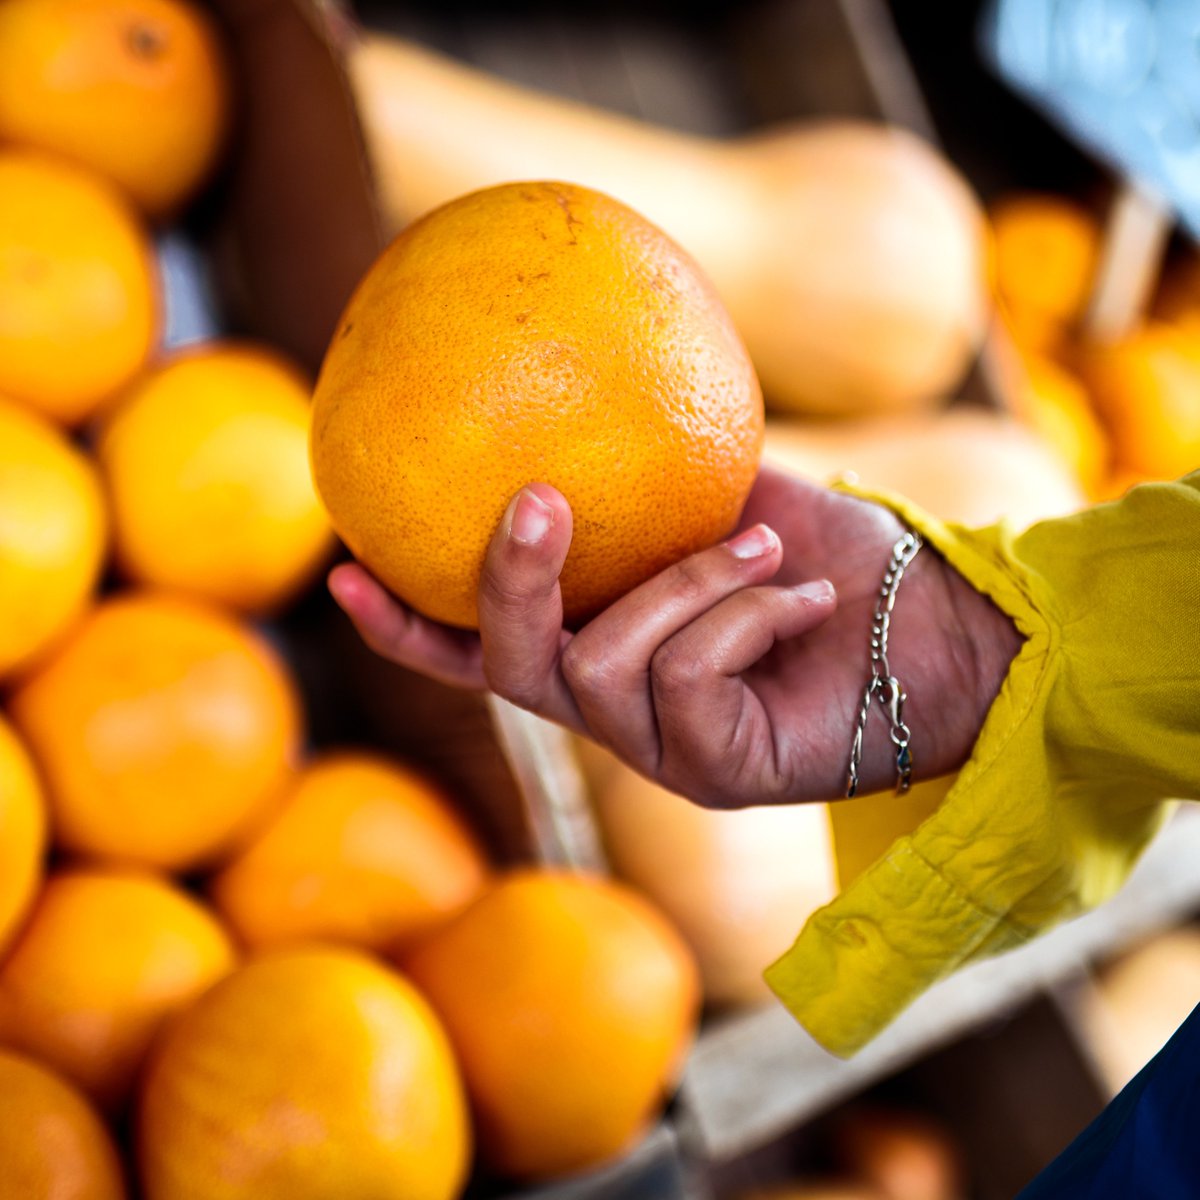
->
[982,0,1200,240]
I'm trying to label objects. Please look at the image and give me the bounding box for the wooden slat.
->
[1084,183,1174,343]
[492,1124,693,1200]
[486,697,608,872]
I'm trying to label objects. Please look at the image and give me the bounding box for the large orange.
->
[310,180,763,629]
[137,946,470,1200]
[0,867,235,1111]
[0,150,157,425]
[99,342,333,613]
[1081,321,1200,480]
[0,0,229,219]
[0,1049,126,1199]
[10,591,302,871]
[0,715,46,958]
[210,750,490,954]
[402,869,700,1180]
[0,398,108,678]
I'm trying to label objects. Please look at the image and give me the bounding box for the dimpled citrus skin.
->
[10,591,302,871]
[99,343,332,613]
[0,0,230,219]
[210,751,490,954]
[0,1049,127,1200]
[310,180,763,629]
[137,947,471,1200]
[0,867,236,1111]
[0,398,108,678]
[0,150,157,424]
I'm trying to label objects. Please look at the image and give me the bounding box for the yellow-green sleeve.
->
[763,473,1200,1057]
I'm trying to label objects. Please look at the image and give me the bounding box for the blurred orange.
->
[0,0,229,219]
[0,150,157,425]
[0,399,108,679]
[210,751,490,955]
[990,194,1100,352]
[403,869,700,1181]
[0,715,46,958]
[0,867,235,1111]
[0,1048,126,1199]
[99,343,332,613]
[10,591,302,871]
[1081,321,1200,480]
[137,946,471,1200]
[1006,353,1110,496]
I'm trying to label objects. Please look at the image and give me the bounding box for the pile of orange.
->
[989,193,1200,497]
[0,3,707,1198]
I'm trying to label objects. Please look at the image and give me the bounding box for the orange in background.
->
[0,716,46,959]
[0,399,108,679]
[0,1049,126,1200]
[990,194,1100,353]
[100,343,332,614]
[210,751,490,954]
[137,947,470,1200]
[10,591,302,872]
[1081,321,1200,481]
[1006,352,1110,497]
[0,151,157,426]
[403,869,700,1181]
[0,0,230,219]
[0,867,235,1111]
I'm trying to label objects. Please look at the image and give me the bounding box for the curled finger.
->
[651,580,837,804]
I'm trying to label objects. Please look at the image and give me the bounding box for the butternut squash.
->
[349,34,989,418]
[589,752,838,1009]
[764,408,1086,530]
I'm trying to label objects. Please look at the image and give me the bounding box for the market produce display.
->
[2,0,1199,1196]
[990,192,1200,500]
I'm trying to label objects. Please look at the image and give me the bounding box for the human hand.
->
[329,467,1021,807]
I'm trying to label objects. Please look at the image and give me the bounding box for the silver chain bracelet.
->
[846,531,923,798]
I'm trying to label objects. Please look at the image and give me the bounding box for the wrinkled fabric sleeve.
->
[764,473,1200,1058]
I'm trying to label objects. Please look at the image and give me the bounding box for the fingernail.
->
[510,488,553,546]
[727,524,778,559]
[794,579,835,602]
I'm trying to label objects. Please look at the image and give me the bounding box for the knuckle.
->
[651,640,709,698]
[478,569,537,615]
[559,639,615,699]
[668,553,717,601]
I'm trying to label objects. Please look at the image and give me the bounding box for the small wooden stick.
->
[1084,183,1174,343]
[486,694,608,871]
